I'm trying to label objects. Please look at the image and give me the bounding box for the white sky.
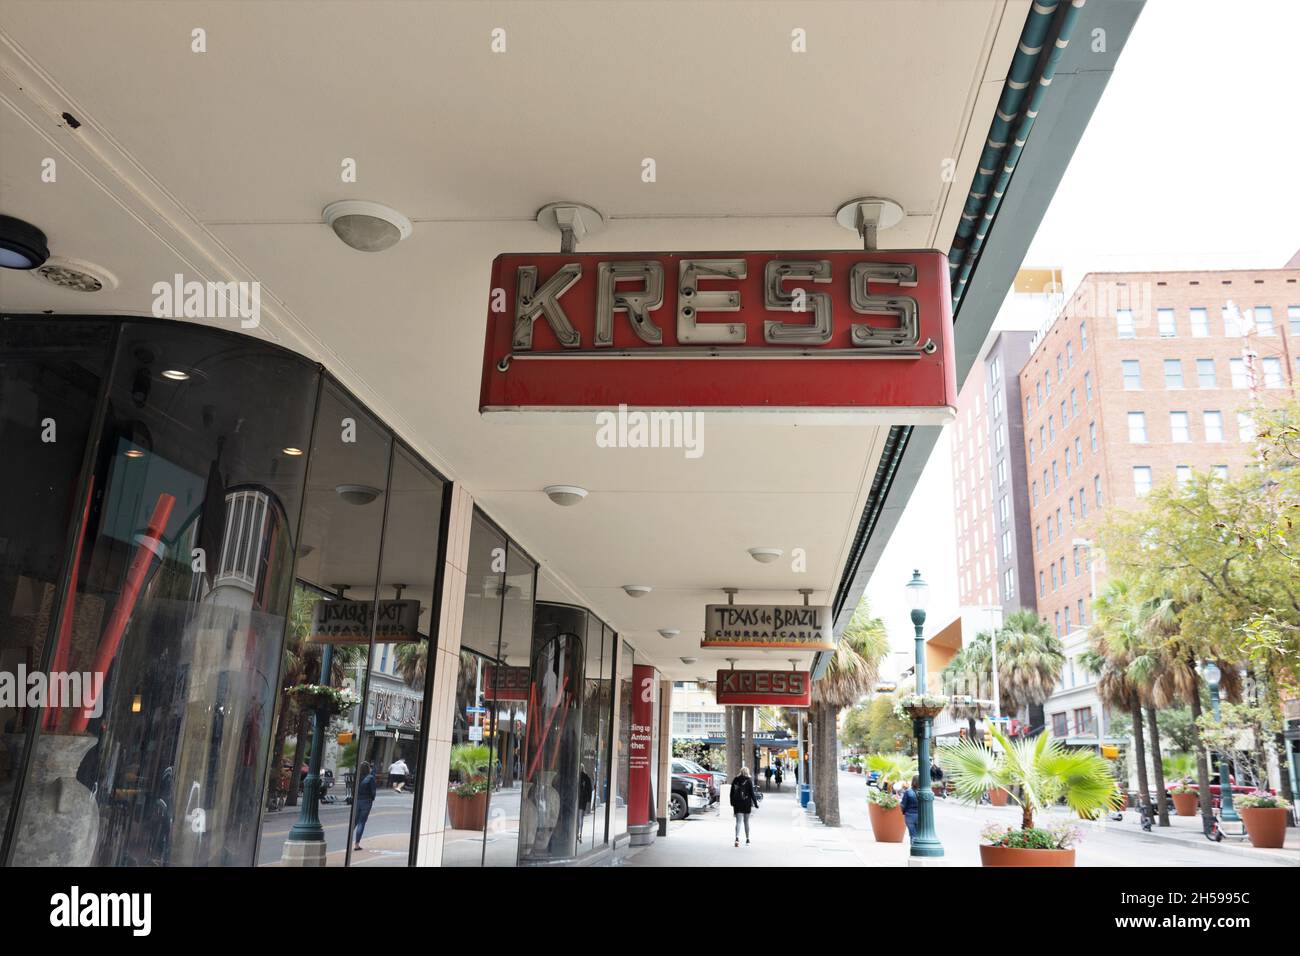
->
[866,0,1300,674]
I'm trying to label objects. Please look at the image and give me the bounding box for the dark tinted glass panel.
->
[257,383,389,866]
[613,640,634,837]
[355,446,444,866]
[10,321,316,866]
[0,319,114,848]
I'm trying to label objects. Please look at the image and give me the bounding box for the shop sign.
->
[483,665,532,701]
[628,664,656,829]
[480,250,955,419]
[308,598,421,644]
[715,669,811,707]
[367,687,422,729]
[702,603,834,650]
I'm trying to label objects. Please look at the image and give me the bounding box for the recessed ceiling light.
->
[0,215,49,270]
[622,585,652,598]
[544,484,588,506]
[124,449,145,459]
[282,446,304,456]
[335,483,383,506]
[748,547,784,564]
[658,628,680,639]
[323,200,412,252]
[161,369,190,381]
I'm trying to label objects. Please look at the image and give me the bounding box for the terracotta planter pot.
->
[988,787,1009,807]
[979,845,1075,867]
[1171,791,1198,816]
[446,790,488,831]
[1239,806,1288,849]
[867,799,907,843]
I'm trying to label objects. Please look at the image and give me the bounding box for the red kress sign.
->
[715,669,812,707]
[479,250,956,420]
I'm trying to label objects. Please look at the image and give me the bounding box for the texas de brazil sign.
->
[703,603,834,651]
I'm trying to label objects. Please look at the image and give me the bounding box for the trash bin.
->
[799,783,811,807]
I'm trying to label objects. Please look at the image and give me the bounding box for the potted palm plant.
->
[446,743,491,830]
[1164,753,1198,816]
[1235,791,1289,849]
[863,753,916,843]
[947,726,1120,867]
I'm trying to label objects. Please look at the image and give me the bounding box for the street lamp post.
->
[1202,662,1240,825]
[905,570,944,859]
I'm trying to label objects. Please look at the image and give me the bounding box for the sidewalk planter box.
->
[1239,806,1288,849]
[979,845,1075,867]
[987,787,1009,807]
[446,790,488,831]
[867,800,906,843]
[1171,791,1198,816]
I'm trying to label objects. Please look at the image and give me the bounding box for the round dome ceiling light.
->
[335,483,383,506]
[622,585,652,598]
[282,446,305,456]
[32,256,118,292]
[658,628,680,639]
[160,369,191,381]
[0,215,49,270]
[748,547,784,564]
[544,484,588,506]
[323,200,412,252]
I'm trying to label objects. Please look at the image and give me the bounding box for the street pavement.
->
[624,771,1299,867]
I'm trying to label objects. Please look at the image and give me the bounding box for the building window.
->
[1029,438,1035,463]
[1122,359,1141,390]
[989,356,1002,384]
[1036,380,1043,405]
[1052,460,1060,489]
[1176,465,1192,488]
[1079,487,1088,517]
[1157,308,1177,338]
[1052,713,1069,738]
[1133,466,1153,497]
[1048,415,1055,442]
[993,389,1004,418]
[1128,411,1147,443]
[1170,411,1190,442]
[1070,388,1079,417]
[1056,508,1062,536]
[1040,425,1046,449]
[1253,306,1274,336]
[1035,525,1042,550]
[1065,450,1071,478]
[1080,320,1088,350]
[997,459,1008,487]
[1095,474,1103,505]
[1045,372,1051,397]
[1074,707,1094,736]
[1003,567,1015,600]
[1084,371,1093,401]
[1089,421,1098,451]
[1262,357,1283,388]
[1238,412,1256,442]
[994,425,1005,453]
[1064,606,1072,631]
[1224,305,1243,337]
[1074,436,1083,466]
[1051,565,1058,590]
[1032,481,1038,506]
[1078,599,1086,625]
[1054,610,1062,635]
[1117,309,1136,339]
[1229,358,1248,388]
[1164,359,1184,389]
[999,494,1010,522]
[1066,340,1074,367]
[1001,529,1012,560]
[1289,305,1300,335]
[1039,571,1046,597]
[1068,496,1076,524]
[1190,307,1209,337]
[1204,410,1223,441]
[1213,465,1229,481]
[1056,354,1064,383]
[1197,358,1216,388]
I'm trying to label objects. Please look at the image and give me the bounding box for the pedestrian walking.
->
[764,764,773,790]
[353,761,377,850]
[388,756,410,793]
[930,760,944,799]
[900,775,920,840]
[774,765,783,791]
[729,765,758,847]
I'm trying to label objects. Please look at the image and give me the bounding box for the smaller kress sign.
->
[715,669,811,707]
[703,603,834,650]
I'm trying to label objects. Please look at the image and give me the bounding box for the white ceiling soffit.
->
[0,1,1029,677]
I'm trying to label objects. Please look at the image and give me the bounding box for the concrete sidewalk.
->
[1075,806,1300,865]
[622,784,869,867]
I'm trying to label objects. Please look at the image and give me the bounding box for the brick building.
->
[1020,268,1300,737]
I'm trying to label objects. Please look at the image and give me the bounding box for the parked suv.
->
[671,758,723,804]
[670,773,711,820]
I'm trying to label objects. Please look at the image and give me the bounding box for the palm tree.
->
[941,637,992,739]
[1083,579,1151,819]
[996,610,1066,725]
[810,601,888,826]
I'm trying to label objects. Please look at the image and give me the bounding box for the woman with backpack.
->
[729,765,758,847]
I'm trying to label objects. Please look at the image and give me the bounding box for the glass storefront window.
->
[8,321,317,866]
[355,446,444,866]
[0,319,114,854]
[577,616,605,855]
[613,640,634,838]
[257,383,390,867]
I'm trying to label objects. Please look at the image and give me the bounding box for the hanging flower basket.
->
[895,694,948,720]
[287,683,360,716]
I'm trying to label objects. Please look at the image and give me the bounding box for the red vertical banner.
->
[628,664,657,828]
